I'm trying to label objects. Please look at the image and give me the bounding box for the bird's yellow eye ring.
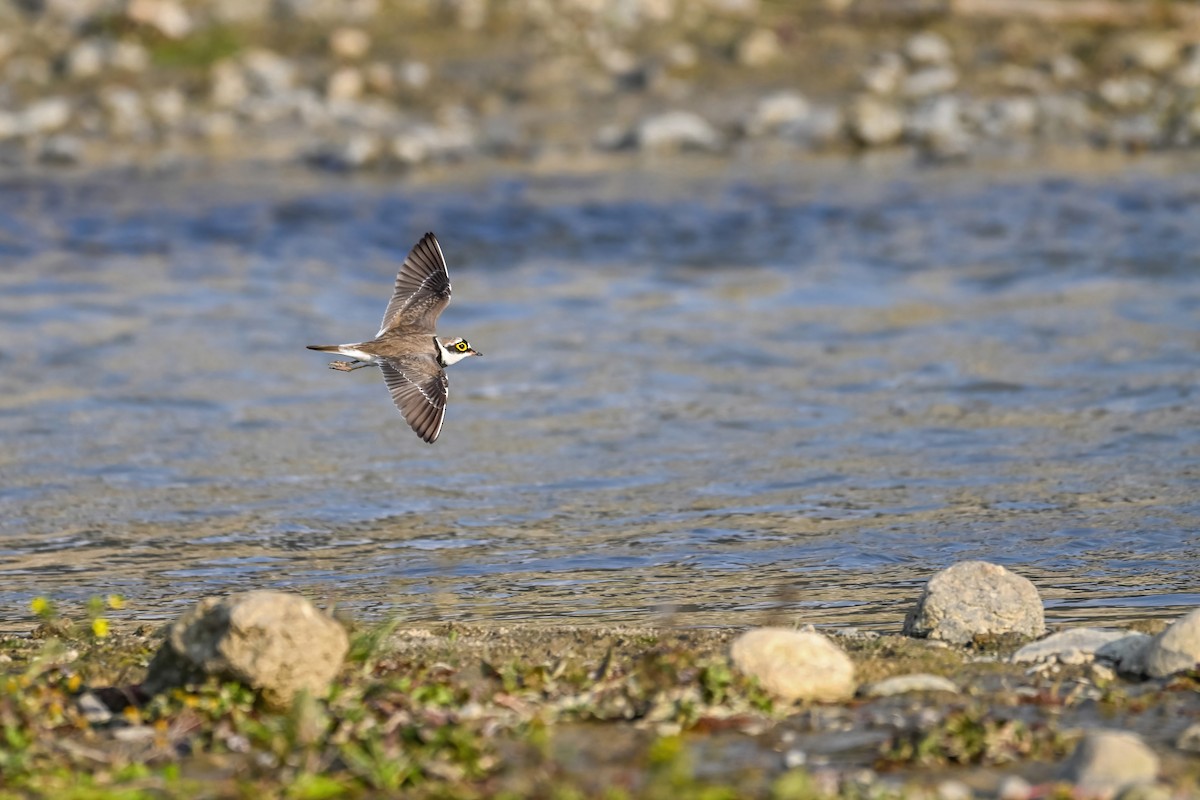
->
[455,341,469,352]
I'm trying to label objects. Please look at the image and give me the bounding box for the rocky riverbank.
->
[2,0,1200,173]
[3,562,1199,798]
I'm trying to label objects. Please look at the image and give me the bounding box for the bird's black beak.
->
[471,349,483,357]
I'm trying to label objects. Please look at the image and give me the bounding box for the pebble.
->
[1121,33,1181,73]
[861,673,959,697]
[329,27,370,60]
[996,775,1033,800]
[1176,722,1200,753]
[635,110,722,152]
[1098,76,1156,111]
[905,32,953,66]
[75,691,113,725]
[737,27,782,68]
[847,96,904,146]
[1059,730,1159,795]
[904,561,1045,645]
[326,67,365,102]
[126,0,192,39]
[744,91,810,137]
[861,52,905,95]
[902,66,959,98]
[936,779,973,800]
[730,627,856,703]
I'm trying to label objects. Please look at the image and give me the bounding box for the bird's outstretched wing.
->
[379,355,449,444]
[378,232,452,336]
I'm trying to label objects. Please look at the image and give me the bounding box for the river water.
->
[0,157,1197,633]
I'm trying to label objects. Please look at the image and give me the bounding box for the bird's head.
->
[439,337,482,365]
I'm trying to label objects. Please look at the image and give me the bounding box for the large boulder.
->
[730,628,855,703]
[146,591,349,708]
[903,561,1045,645]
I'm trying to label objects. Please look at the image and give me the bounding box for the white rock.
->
[1098,76,1155,110]
[730,627,855,703]
[65,40,105,79]
[210,61,249,107]
[1011,628,1133,665]
[936,779,973,800]
[148,88,187,126]
[1095,632,1152,674]
[241,49,297,95]
[997,775,1033,800]
[21,97,72,135]
[1059,730,1159,795]
[329,27,370,60]
[903,561,1045,645]
[126,0,192,39]
[636,110,722,152]
[861,673,959,697]
[1121,34,1181,73]
[326,67,364,102]
[902,66,958,98]
[905,31,953,66]
[848,96,904,146]
[399,60,431,90]
[1177,722,1200,753]
[744,91,809,136]
[1142,607,1200,678]
[737,28,782,68]
[1050,54,1085,83]
[862,52,905,95]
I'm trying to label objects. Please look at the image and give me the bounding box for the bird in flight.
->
[308,232,481,443]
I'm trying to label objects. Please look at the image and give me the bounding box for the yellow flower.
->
[67,674,82,693]
[106,594,125,610]
[30,597,50,617]
[91,618,110,638]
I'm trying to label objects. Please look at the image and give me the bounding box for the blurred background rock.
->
[0,0,1196,170]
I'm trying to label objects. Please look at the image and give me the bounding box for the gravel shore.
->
[2,0,1199,173]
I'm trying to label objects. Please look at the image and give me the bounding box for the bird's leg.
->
[329,360,371,371]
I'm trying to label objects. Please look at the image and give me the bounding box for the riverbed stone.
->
[1141,607,1200,678]
[902,66,958,98]
[736,28,782,68]
[1177,722,1200,753]
[861,673,959,697]
[1011,627,1133,665]
[904,32,953,66]
[730,628,855,702]
[145,591,349,708]
[744,91,810,137]
[903,561,1045,645]
[1059,730,1159,795]
[861,52,905,95]
[635,110,722,152]
[847,96,904,146]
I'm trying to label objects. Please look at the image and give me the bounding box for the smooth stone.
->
[126,0,192,39]
[936,779,973,800]
[329,27,370,60]
[903,560,1045,645]
[1120,33,1181,73]
[1176,722,1200,753]
[861,673,959,697]
[847,96,904,146]
[1011,628,1133,664]
[1098,76,1156,110]
[21,97,73,136]
[904,31,953,66]
[1142,607,1200,678]
[1059,731,1159,795]
[744,91,810,137]
[997,775,1033,800]
[737,27,782,68]
[145,590,349,709]
[907,95,970,157]
[635,110,722,152]
[730,628,855,703]
[861,51,905,95]
[901,66,959,98]
[780,105,842,149]
[76,691,112,725]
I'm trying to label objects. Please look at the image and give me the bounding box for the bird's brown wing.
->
[379,355,448,444]
[377,232,452,336]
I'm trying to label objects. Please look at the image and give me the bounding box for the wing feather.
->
[378,232,452,336]
[379,356,448,444]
